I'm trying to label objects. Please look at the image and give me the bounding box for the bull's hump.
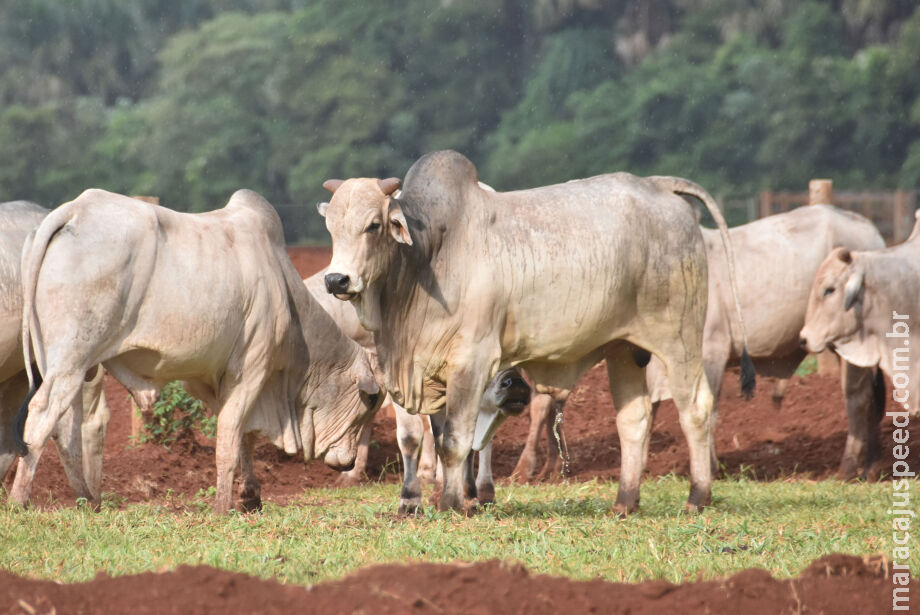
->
[403,150,479,193]
[225,189,286,245]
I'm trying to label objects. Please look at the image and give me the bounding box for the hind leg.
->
[0,374,29,482]
[53,366,110,506]
[418,415,437,483]
[838,363,881,480]
[537,401,567,481]
[606,345,653,515]
[475,442,494,504]
[238,432,262,512]
[666,359,714,512]
[10,371,88,506]
[511,394,552,482]
[337,421,372,486]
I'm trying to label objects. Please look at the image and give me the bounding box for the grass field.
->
[1,475,914,585]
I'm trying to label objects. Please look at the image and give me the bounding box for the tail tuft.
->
[740,349,756,400]
[13,366,42,457]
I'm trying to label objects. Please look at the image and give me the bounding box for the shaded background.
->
[1,0,919,242]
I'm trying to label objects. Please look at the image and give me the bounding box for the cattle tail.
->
[13,365,42,457]
[649,176,756,399]
[15,204,75,454]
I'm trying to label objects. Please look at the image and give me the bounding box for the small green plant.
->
[795,354,818,377]
[141,382,216,446]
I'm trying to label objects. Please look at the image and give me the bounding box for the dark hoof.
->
[686,486,711,513]
[476,483,495,505]
[612,501,638,518]
[239,496,262,513]
[398,498,422,516]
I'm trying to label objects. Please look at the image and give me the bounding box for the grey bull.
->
[647,205,888,478]
[304,269,531,513]
[11,189,382,513]
[319,150,753,513]
[801,215,920,429]
[0,201,109,501]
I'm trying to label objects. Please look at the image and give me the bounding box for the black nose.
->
[798,336,808,349]
[325,273,350,294]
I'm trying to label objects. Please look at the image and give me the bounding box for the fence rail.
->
[758,188,917,244]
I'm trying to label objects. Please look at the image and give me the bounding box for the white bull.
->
[1,201,109,503]
[304,269,530,513]
[647,205,887,478]
[11,189,381,513]
[319,150,752,513]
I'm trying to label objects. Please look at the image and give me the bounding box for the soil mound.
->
[2,555,908,615]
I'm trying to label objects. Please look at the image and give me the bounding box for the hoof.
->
[336,472,364,487]
[684,501,705,514]
[397,498,422,516]
[239,496,263,513]
[461,498,481,516]
[612,501,638,518]
[476,483,495,505]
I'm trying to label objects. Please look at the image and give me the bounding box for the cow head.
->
[472,368,532,451]
[799,247,865,353]
[318,177,407,304]
[303,348,383,470]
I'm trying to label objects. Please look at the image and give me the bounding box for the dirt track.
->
[5,246,917,507]
[1,554,909,615]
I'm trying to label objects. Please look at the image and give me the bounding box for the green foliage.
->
[0,1,918,238]
[141,382,215,446]
[795,354,819,377]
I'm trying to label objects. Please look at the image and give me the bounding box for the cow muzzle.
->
[494,371,531,416]
[324,445,357,471]
[324,272,355,300]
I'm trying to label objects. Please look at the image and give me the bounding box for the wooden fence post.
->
[759,190,773,218]
[809,179,833,205]
[807,179,841,377]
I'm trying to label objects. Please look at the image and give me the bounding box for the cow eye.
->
[823,287,835,297]
[365,221,381,234]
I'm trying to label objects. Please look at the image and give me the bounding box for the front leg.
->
[430,366,487,512]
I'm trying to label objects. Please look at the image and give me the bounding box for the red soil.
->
[1,554,909,615]
[4,246,917,507]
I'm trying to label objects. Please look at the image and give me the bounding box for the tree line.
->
[1,0,918,242]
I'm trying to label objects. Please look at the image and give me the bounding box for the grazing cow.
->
[11,189,382,513]
[801,221,920,424]
[319,150,752,513]
[0,201,109,502]
[647,205,887,478]
[303,269,530,513]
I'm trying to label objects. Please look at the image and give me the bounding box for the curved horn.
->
[323,179,344,194]
[377,177,401,196]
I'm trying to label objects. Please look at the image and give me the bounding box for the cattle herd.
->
[0,149,915,516]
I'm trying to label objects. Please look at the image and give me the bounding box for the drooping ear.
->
[843,268,864,310]
[386,200,412,245]
[377,177,401,196]
[323,179,344,194]
[316,201,329,217]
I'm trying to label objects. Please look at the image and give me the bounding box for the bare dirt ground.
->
[3,247,916,613]
[1,554,909,615]
[5,246,916,506]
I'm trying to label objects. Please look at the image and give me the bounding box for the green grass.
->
[0,476,915,585]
